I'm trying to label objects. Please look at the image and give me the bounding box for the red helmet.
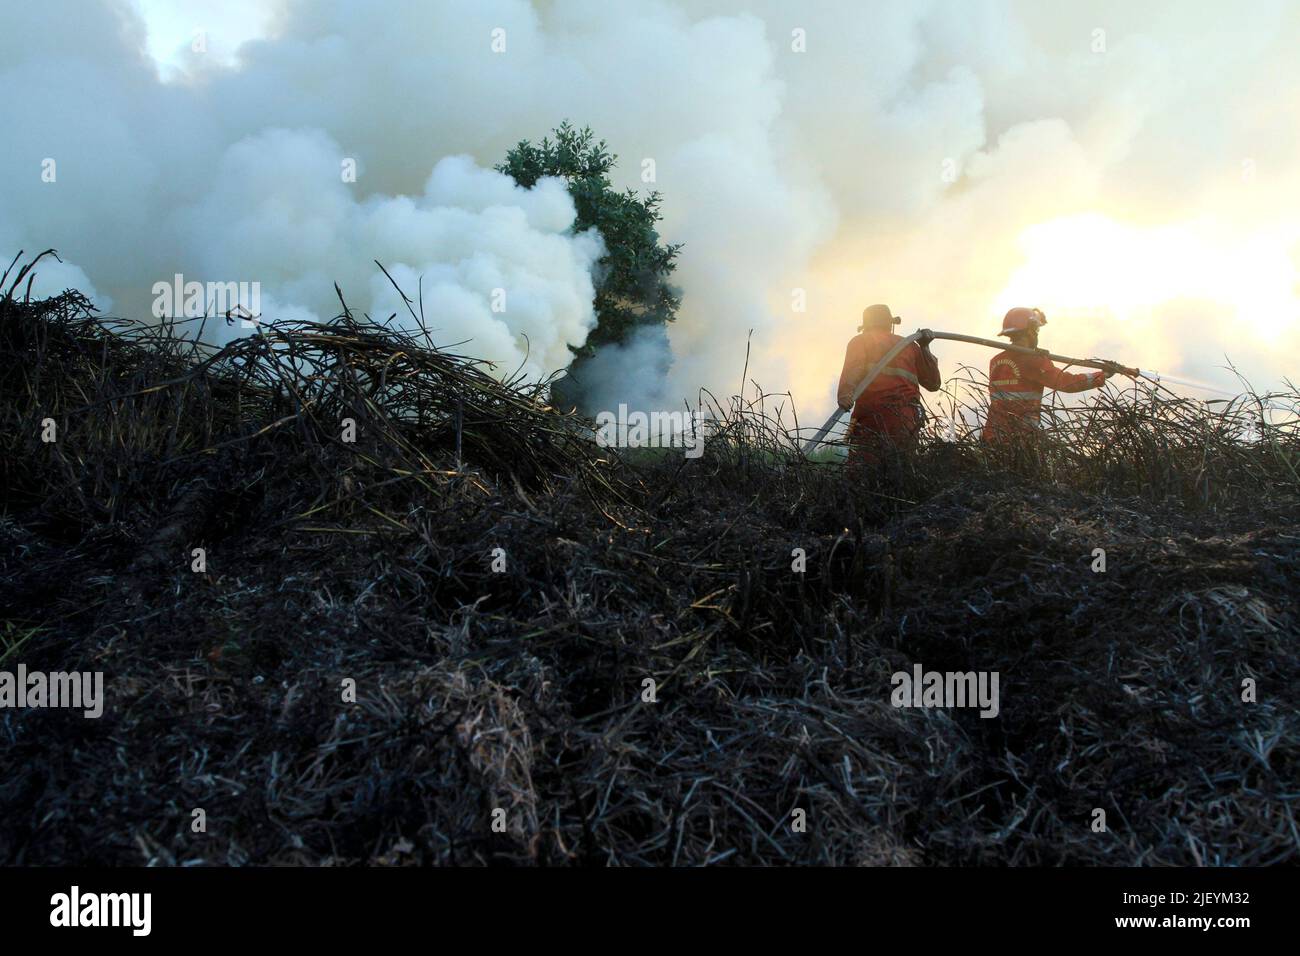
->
[859,303,900,331]
[998,307,1046,337]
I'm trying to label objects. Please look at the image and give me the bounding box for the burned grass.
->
[1,264,1298,865]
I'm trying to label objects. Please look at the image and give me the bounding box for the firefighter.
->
[837,303,941,465]
[982,307,1134,443]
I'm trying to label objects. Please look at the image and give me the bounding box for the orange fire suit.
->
[982,350,1104,443]
[837,329,940,464]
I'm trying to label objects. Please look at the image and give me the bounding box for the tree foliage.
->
[496,122,681,363]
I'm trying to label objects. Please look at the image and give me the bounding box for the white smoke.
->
[2,0,1298,415]
[172,132,604,379]
[0,1,605,383]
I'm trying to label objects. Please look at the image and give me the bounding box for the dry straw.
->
[1,253,1296,865]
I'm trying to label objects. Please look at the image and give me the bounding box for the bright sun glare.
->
[997,213,1299,342]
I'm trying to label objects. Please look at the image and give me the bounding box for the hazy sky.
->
[132,0,273,70]
[5,0,1298,418]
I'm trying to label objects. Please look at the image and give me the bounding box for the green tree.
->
[497,122,681,408]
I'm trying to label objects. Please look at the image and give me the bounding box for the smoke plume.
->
[3,0,1298,417]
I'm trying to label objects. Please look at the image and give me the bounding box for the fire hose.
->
[800,329,1156,456]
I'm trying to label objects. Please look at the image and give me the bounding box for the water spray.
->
[1135,369,1235,398]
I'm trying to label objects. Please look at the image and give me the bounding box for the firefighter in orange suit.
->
[982,307,1133,443]
[837,304,941,465]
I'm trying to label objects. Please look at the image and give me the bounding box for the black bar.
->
[3,866,1286,942]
